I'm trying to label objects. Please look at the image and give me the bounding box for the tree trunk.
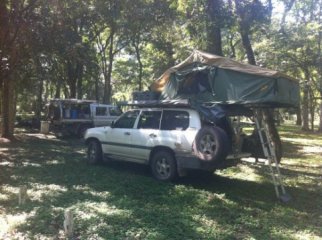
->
[55,79,61,99]
[240,29,256,65]
[35,78,43,120]
[319,101,322,132]
[263,109,283,163]
[134,41,143,91]
[76,62,84,99]
[206,0,223,56]
[103,30,115,104]
[67,60,77,99]
[296,106,302,126]
[309,87,315,131]
[1,77,15,139]
[302,82,310,131]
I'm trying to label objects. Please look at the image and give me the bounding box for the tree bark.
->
[67,60,77,98]
[1,77,15,138]
[302,81,310,131]
[319,101,322,132]
[76,62,84,99]
[309,87,315,131]
[134,40,143,91]
[240,29,256,65]
[35,78,43,120]
[296,106,302,126]
[263,109,283,163]
[206,0,223,56]
[103,29,115,104]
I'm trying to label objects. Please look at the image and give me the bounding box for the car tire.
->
[193,126,229,164]
[87,140,102,165]
[151,151,177,181]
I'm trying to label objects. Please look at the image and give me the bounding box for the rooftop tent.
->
[150,50,300,108]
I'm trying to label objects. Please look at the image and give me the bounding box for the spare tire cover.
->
[193,126,229,163]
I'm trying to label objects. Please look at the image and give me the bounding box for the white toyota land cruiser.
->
[84,106,234,181]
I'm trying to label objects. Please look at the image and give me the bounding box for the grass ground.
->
[0,125,321,240]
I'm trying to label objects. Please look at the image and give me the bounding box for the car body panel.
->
[85,107,206,170]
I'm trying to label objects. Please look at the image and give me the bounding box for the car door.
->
[103,110,140,158]
[159,110,193,151]
[130,110,162,162]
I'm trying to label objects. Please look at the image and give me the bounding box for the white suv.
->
[84,107,230,181]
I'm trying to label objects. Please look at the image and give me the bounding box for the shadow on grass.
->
[1,131,321,239]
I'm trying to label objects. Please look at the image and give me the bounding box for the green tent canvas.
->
[151,50,300,108]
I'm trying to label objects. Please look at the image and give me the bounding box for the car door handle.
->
[124,132,131,136]
[149,133,157,138]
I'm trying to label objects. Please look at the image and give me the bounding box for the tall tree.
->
[0,0,38,138]
[206,0,224,55]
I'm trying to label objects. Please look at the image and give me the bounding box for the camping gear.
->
[150,50,299,108]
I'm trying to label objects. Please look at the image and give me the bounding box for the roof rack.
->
[117,99,191,108]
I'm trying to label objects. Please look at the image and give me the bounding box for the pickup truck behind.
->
[46,99,122,137]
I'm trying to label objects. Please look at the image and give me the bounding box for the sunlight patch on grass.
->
[28,183,67,202]
[25,133,57,140]
[0,211,36,239]
[218,164,263,182]
[192,214,219,229]
[281,137,322,146]
[73,201,129,219]
[73,185,111,199]
[293,231,321,240]
[0,185,19,199]
[22,162,42,167]
[300,146,322,154]
[0,160,15,167]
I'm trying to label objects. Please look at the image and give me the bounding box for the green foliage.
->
[1,0,321,130]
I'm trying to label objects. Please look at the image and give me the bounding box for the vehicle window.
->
[109,107,122,116]
[138,111,161,129]
[161,110,189,130]
[96,107,107,116]
[113,110,139,129]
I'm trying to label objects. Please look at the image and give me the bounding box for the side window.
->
[113,110,139,129]
[161,110,189,130]
[137,111,161,129]
[96,107,107,116]
[109,107,122,116]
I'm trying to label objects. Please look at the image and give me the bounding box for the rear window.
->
[161,110,189,130]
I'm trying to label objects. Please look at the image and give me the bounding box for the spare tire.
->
[193,126,230,164]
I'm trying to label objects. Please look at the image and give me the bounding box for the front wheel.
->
[150,151,177,181]
[87,140,102,165]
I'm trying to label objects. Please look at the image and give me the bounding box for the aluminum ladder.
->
[254,110,291,202]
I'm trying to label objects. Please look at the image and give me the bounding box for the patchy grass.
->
[0,125,321,239]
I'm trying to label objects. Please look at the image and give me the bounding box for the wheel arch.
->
[85,137,100,145]
[149,146,176,164]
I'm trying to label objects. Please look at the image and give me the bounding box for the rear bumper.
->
[175,151,219,171]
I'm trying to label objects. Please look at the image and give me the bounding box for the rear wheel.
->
[87,140,102,165]
[151,151,177,181]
